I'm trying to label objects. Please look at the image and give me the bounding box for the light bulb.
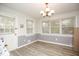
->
[50,10,55,14]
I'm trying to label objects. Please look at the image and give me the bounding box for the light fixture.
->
[40,3,55,17]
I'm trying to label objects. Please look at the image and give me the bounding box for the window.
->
[42,17,75,35]
[51,20,60,33]
[62,17,75,34]
[0,15,15,34]
[42,21,49,33]
[26,20,33,34]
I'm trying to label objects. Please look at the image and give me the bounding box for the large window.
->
[26,20,33,34]
[42,17,75,35]
[42,21,49,33]
[0,15,15,34]
[62,17,75,34]
[51,20,60,33]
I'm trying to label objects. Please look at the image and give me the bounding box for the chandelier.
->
[40,3,55,17]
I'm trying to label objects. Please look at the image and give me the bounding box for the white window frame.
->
[41,21,50,34]
[61,17,75,35]
[50,20,60,34]
[26,20,34,35]
[0,15,15,34]
[41,16,76,37]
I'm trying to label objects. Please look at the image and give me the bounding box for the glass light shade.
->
[40,5,55,17]
[40,11,44,14]
[48,12,51,16]
[45,8,50,12]
[42,13,46,16]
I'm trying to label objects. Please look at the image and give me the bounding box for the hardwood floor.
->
[10,41,79,56]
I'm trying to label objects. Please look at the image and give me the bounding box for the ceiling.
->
[0,3,79,19]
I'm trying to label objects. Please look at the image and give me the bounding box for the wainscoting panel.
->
[40,35,73,47]
[18,35,36,47]
[18,34,73,47]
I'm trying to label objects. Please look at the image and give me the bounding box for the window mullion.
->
[60,19,62,34]
[49,21,51,34]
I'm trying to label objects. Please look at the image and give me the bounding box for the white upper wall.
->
[0,5,36,51]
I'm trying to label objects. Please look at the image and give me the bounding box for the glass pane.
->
[62,19,74,27]
[26,20,33,34]
[0,16,3,23]
[42,21,49,33]
[0,15,15,34]
[27,28,33,33]
[42,27,49,33]
[0,28,4,33]
[62,17,75,34]
[62,27,74,34]
[51,20,60,33]
[5,29,10,32]
[0,23,4,33]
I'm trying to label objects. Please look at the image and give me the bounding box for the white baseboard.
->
[17,40,38,49]
[10,40,37,51]
[37,40,72,47]
[10,39,72,51]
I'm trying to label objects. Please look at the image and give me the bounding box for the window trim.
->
[42,21,50,34]
[61,17,75,35]
[41,16,76,37]
[50,20,60,34]
[26,20,34,34]
[0,15,15,34]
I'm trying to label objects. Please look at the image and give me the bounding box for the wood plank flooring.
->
[10,41,79,56]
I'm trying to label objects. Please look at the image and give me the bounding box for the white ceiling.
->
[0,3,79,19]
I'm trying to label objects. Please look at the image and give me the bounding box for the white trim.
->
[41,16,76,36]
[17,40,37,49]
[75,16,77,27]
[60,19,62,34]
[25,34,35,36]
[41,34,73,37]
[10,39,72,51]
[10,35,73,51]
[38,40,72,47]
[26,20,34,34]
[10,40,37,51]
[49,21,51,34]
